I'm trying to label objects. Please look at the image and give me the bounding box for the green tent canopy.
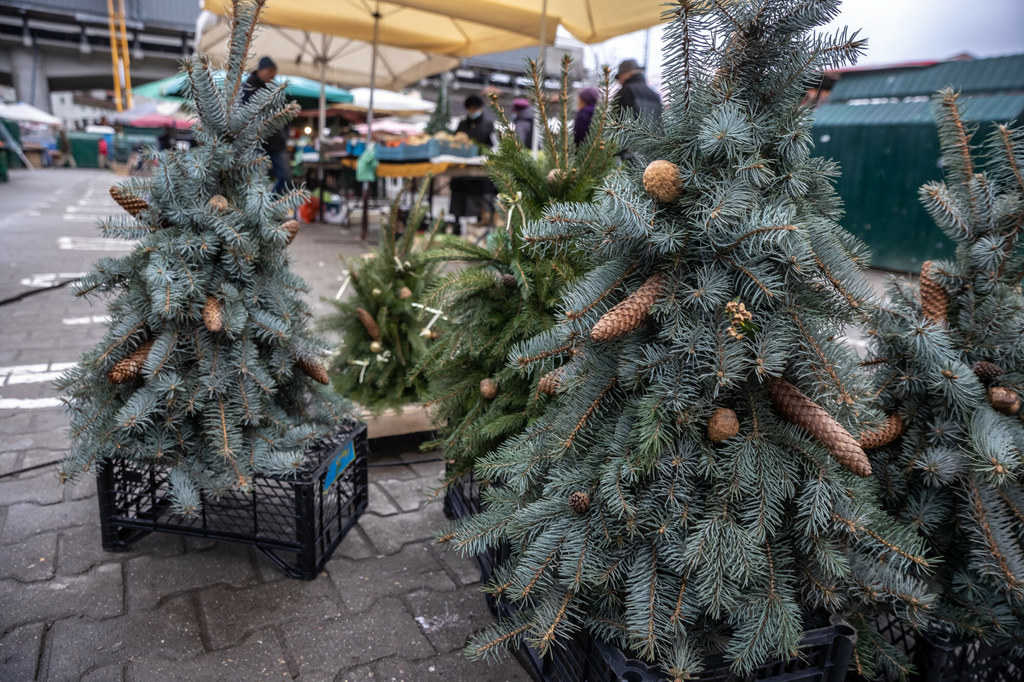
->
[133,71,353,109]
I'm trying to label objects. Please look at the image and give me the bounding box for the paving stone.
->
[404,587,499,655]
[397,451,445,479]
[31,409,70,435]
[131,629,291,681]
[41,595,202,682]
[80,664,124,682]
[327,542,455,613]
[0,531,56,582]
[0,413,37,436]
[57,522,184,576]
[335,664,377,681]
[357,502,448,556]
[366,482,402,517]
[0,622,44,682]
[0,449,19,474]
[125,543,257,612]
[337,523,378,561]
[0,563,122,630]
[64,474,98,501]
[373,651,531,682]
[368,462,420,482]
[431,543,483,588]
[376,475,439,513]
[0,498,95,544]
[0,467,64,506]
[197,572,343,650]
[282,597,435,673]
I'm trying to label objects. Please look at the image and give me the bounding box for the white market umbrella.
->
[0,101,62,126]
[339,88,434,116]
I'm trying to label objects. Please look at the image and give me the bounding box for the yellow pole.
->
[106,0,122,112]
[117,0,133,109]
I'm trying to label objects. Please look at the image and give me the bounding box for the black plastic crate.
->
[862,614,1022,682]
[96,423,369,580]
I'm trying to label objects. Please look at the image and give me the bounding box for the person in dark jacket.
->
[511,98,534,148]
[614,58,662,125]
[241,56,291,195]
[573,87,600,146]
[450,95,496,231]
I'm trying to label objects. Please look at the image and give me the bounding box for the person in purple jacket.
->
[572,87,600,146]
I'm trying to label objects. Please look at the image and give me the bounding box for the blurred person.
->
[511,98,534,148]
[614,58,661,124]
[58,128,76,168]
[242,56,291,195]
[97,137,110,170]
[573,87,600,146]
[450,95,496,232]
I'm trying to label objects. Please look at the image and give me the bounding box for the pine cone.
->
[297,357,330,385]
[988,386,1021,416]
[767,378,872,477]
[857,414,905,450]
[208,195,230,212]
[547,168,563,184]
[499,273,518,289]
[642,160,682,203]
[568,491,590,514]
[109,185,149,218]
[107,340,154,384]
[971,361,1004,382]
[398,286,413,300]
[920,261,948,325]
[355,307,380,341]
[591,273,667,342]
[707,407,740,444]
[282,219,301,245]
[538,366,565,396]
[480,378,498,400]
[203,295,224,333]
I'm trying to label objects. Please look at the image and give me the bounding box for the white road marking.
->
[62,214,105,222]
[0,397,62,409]
[20,272,86,288]
[57,236,137,251]
[62,315,111,325]
[0,361,77,387]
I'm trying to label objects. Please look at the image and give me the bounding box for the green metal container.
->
[68,133,103,169]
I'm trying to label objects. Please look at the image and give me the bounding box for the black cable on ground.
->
[0,459,60,479]
[0,278,78,307]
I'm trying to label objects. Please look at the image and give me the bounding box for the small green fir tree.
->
[413,57,618,488]
[863,88,1024,663]
[426,77,452,136]
[57,0,355,516]
[321,184,443,413]
[444,1,935,678]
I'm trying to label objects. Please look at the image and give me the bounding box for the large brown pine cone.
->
[767,378,872,477]
[107,340,154,384]
[282,220,301,245]
[297,357,330,385]
[971,361,1004,382]
[109,185,149,218]
[479,378,498,399]
[643,160,682,202]
[355,307,381,341]
[707,408,740,443]
[208,195,230,212]
[920,261,948,325]
[568,491,590,514]
[203,295,224,333]
[538,366,566,396]
[857,414,905,450]
[591,273,667,342]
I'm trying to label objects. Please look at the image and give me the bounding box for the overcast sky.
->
[580,0,1024,88]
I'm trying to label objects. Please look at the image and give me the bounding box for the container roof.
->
[814,93,1024,127]
[829,54,1024,101]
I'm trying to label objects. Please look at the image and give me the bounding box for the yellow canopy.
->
[201,0,560,58]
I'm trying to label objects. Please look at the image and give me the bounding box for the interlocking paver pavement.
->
[0,169,529,681]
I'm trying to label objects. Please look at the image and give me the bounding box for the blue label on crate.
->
[324,440,356,493]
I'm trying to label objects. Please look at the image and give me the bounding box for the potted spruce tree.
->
[57,0,366,580]
[442,0,937,678]
[413,57,619,505]
[320,181,444,417]
[859,88,1024,680]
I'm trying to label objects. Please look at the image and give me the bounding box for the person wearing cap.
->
[573,87,601,146]
[450,95,497,232]
[242,56,291,195]
[511,98,534,149]
[614,58,662,125]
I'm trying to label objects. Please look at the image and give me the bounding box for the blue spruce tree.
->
[863,88,1024,664]
[443,1,935,677]
[57,0,356,515]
